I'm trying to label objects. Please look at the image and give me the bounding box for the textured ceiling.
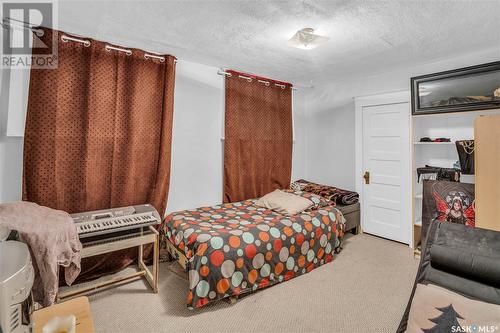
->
[58,0,500,84]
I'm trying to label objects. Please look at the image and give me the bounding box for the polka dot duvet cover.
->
[161,199,346,309]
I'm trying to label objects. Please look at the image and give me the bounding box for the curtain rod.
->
[3,19,168,63]
[216,68,299,91]
[5,19,308,88]
[60,34,167,62]
[2,17,44,36]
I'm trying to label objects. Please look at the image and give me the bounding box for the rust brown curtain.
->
[224,70,293,203]
[23,28,176,281]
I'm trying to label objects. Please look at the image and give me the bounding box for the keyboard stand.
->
[57,226,159,301]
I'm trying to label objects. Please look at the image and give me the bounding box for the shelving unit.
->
[412,142,454,145]
[411,109,500,257]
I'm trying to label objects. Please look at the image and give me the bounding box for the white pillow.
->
[256,189,313,215]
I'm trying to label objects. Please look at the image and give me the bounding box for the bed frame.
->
[164,237,188,270]
[337,202,361,235]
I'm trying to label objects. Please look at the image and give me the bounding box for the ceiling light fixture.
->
[288,27,329,50]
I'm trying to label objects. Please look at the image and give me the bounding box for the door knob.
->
[363,171,370,184]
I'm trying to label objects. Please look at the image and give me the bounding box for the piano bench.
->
[57,226,159,301]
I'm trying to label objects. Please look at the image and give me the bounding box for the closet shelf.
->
[412,142,454,145]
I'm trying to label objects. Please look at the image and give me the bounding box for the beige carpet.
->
[87,234,418,333]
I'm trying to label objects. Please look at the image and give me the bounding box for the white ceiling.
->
[58,0,500,84]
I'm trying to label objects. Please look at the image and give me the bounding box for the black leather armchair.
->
[397,220,500,332]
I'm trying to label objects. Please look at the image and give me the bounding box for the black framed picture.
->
[411,61,500,115]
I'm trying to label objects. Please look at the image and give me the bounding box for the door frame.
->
[354,90,412,246]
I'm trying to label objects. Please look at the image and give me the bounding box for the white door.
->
[359,97,411,244]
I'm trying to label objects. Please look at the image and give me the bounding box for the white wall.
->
[166,61,308,213]
[165,61,224,213]
[4,43,493,207]
[304,47,500,191]
[0,60,308,210]
[0,66,25,203]
[291,88,308,181]
[0,137,23,203]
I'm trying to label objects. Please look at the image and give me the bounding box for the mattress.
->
[161,199,346,309]
[336,202,360,215]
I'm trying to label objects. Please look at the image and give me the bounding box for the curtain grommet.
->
[61,35,91,47]
[238,75,252,82]
[144,53,165,62]
[105,45,132,56]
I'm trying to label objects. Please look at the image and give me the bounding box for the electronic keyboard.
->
[71,204,161,238]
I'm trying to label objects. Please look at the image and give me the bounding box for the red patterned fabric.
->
[161,200,345,309]
[23,28,176,281]
[223,70,293,203]
[282,189,332,210]
[292,179,359,205]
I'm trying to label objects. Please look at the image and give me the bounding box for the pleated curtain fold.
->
[223,70,293,203]
[23,28,176,281]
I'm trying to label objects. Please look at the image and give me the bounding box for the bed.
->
[161,196,346,309]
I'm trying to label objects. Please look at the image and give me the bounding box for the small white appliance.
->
[0,240,34,333]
